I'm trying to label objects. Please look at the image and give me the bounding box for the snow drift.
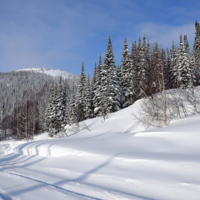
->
[0,99,200,200]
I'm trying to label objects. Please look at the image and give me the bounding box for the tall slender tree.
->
[121,38,133,108]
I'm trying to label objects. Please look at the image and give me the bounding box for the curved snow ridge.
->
[4,143,100,158]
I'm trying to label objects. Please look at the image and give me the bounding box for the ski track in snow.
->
[0,103,200,199]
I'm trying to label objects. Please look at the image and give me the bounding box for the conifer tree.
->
[76,62,86,122]
[176,34,191,89]
[116,64,123,107]
[131,41,140,101]
[45,82,56,134]
[137,36,146,97]
[54,76,66,131]
[151,41,161,93]
[143,37,151,96]
[164,48,173,89]
[193,21,200,80]
[100,36,120,115]
[93,54,103,116]
[84,75,93,119]
[121,38,133,108]
[170,40,178,88]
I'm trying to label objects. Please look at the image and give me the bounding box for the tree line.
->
[1,21,200,139]
[45,21,200,137]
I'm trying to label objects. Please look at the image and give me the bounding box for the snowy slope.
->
[0,101,200,200]
[17,68,78,79]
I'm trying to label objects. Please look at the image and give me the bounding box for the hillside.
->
[0,101,200,200]
[17,68,79,79]
[0,68,79,115]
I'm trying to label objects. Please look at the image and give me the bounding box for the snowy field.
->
[0,100,200,200]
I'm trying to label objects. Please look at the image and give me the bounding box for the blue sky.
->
[0,0,199,76]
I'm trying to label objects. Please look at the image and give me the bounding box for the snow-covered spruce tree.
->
[54,76,67,132]
[65,83,78,125]
[76,62,87,122]
[131,41,140,101]
[151,41,161,94]
[176,34,191,89]
[84,75,93,119]
[93,54,103,117]
[193,21,200,82]
[170,40,178,88]
[100,36,121,116]
[92,63,97,90]
[137,35,146,98]
[46,77,66,136]
[164,48,174,89]
[184,35,197,86]
[120,38,133,108]
[116,64,123,108]
[45,82,56,135]
[143,38,151,96]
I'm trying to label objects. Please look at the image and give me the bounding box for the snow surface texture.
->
[17,68,78,79]
[0,100,200,199]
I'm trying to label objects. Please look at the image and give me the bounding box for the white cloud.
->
[138,23,195,48]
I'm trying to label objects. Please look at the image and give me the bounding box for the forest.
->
[1,21,200,140]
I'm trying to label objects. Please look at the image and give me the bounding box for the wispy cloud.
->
[0,0,199,75]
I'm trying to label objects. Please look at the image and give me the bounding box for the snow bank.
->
[0,99,200,200]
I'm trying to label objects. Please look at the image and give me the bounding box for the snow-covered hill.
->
[17,68,78,79]
[0,101,200,200]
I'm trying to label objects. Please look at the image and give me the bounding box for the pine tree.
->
[116,64,123,107]
[151,41,161,93]
[131,41,140,101]
[100,36,120,115]
[93,54,103,116]
[45,77,66,136]
[137,35,146,97]
[45,83,55,133]
[65,84,78,125]
[121,38,133,108]
[53,76,66,132]
[164,48,173,89]
[170,40,178,88]
[193,21,200,82]
[84,75,93,119]
[76,62,86,122]
[176,34,191,89]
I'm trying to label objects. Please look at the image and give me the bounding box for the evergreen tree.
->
[170,40,178,88]
[84,75,93,119]
[65,84,78,125]
[137,36,146,97]
[54,76,66,131]
[164,48,173,89]
[76,62,87,122]
[193,21,200,81]
[45,77,66,136]
[151,41,161,93]
[131,41,140,101]
[100,36,120,115]
[121,38,133,108]
[93,54,103,116]
[143,37,151,96]
[45,82,56,134]
[176,34,191,89]
[116,64,123,107]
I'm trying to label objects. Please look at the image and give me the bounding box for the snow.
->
[0,100,200,199]
[17,68,78,79]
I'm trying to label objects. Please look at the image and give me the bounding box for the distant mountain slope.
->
[0,68,79,115]
[17,68,79,79]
